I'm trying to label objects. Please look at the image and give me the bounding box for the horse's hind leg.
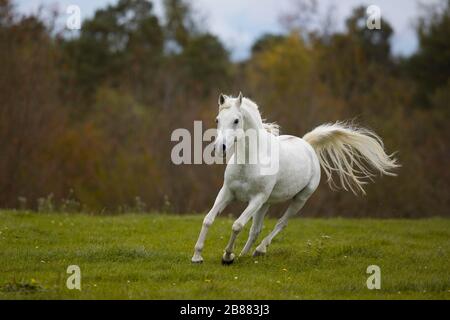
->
[253,184,317,256]
[239,203,270,256]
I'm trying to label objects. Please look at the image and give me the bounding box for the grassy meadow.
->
[0,211,449,300]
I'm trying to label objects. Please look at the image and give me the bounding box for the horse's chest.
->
[225,167,270,202]
[228,180,253,201]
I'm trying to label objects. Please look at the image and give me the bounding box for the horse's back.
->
[278,135,317,159]
[267,135,320,203]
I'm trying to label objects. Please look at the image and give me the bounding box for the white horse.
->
[192,93,398,264]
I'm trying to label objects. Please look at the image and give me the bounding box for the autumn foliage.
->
[0,0,449,216]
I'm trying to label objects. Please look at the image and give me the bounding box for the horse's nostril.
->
[222,144,226,152]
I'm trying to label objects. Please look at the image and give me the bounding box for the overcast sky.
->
[16,0,438,60]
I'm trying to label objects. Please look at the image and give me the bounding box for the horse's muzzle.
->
[214,144,227,157]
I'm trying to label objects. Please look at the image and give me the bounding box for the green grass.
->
[0,210,449,299]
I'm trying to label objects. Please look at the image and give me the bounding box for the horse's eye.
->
[215,118,219,124]
[234,119,239,125]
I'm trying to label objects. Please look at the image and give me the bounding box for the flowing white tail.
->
[303,122,399,194]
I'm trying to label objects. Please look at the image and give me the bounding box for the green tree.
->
[180,34,231,94]
[163,0,196,48]
[345,6,393,64]
[318,6,395,100]
[409,0,450,107]
[63,0,164,103]
[251,34,286,55]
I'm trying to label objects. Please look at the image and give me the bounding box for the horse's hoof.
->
[221,257,234,265]
[192,260,203,264]
[221,253,235,265]
[253,249,266,257]
[191,255,204,264]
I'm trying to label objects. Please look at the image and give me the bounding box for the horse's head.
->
[215,92,245,157]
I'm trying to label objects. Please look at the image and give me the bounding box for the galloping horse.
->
[192,93,398,264]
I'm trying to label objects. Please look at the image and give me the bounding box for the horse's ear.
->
[218,93,227,106]
[237,92,243,107]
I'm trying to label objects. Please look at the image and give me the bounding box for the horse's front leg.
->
[239,203,270,257]
[192,186,233,263]
[222,194,267,264]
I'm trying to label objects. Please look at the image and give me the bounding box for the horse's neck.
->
[235,104,270,163]
[241,104,264,132]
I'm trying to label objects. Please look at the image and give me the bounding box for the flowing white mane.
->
[220,96,280,136]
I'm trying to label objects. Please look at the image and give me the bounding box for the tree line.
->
[0,0,449,217]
